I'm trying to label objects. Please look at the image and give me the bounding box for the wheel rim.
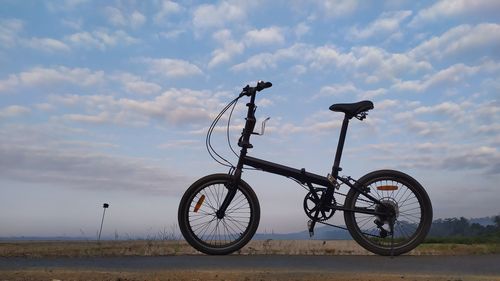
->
[186,180,253,248]
[351,178,424,249]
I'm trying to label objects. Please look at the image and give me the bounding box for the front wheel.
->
[178,174,260,255]
[344,170,432,256]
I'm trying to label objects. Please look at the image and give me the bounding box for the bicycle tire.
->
[344,170,432,256]
[178,173,260,255]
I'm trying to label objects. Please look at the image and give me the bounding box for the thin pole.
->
[98,203,109,241]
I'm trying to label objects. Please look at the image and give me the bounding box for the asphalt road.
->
[1,255,499,276]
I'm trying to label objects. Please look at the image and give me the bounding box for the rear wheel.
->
[344,170,432,256]
[178,174,260,255]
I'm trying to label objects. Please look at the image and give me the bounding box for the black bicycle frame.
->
[242,156,387,217]
[216,90,386,219]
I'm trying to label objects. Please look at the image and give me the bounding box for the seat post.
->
[331,115,350,178]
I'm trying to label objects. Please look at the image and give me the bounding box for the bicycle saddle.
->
[329,100,374,118]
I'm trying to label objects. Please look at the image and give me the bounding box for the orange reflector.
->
[377,185,398,191]
[194,195,205,212]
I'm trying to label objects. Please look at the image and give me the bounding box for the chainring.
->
[303,187,336,221]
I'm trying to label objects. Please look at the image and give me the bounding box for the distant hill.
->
[1,215,498,241]
[469,216,495,226]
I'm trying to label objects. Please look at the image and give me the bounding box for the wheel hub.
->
[375,198,399,224]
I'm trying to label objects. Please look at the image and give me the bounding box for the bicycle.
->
[178,81,433,256]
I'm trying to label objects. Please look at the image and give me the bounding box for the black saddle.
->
[329,100,374,118]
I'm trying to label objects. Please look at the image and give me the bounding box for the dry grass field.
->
[0,239,498,257]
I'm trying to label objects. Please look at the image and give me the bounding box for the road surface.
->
[1,254,499,276]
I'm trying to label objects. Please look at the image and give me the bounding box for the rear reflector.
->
[377,185,398,191]
[194,195,205,212]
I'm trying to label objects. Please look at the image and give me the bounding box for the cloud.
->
[105,6,127,26]
[477,124,500,135]
[0,75,19,93]
[232,44,431,83]
[410,0,500,27]
[232,43,354,71]
[348,46,432,83]
[117,88,216,125]
[192,1,247,31]
[66,29,139,50]
[307,45,356,69]
[24,37,71,53]
[0,19,23,48]
[35,103,55,111]
[0,66,105,92]
[376,99,399,110]
[17,66,105,87]
[315,0,359,18]
[158,29,185,39]
[0,141,186,195]
[208,26,285,68]
[48,94,115,108]
[50,88,225,127]
[61,18,83,30]
[417,145,499,174]
[233,24,499,85]
[294,22,310,39]
[0,105,30,118]
[392,63,480,92]
[349,10,412,41]
[130,11,146,28]
[104,6,146,29]
[231,43,311,71]
[244,26,285,46]
[140,58,203,78]
[367,141,500,175]
[45,0,90,12]
[317,83,358,98]
[208,29,245,68]
[358,88,387,99]
[157,139,200,149]
[124,80,162,95]
[271,111,345,135]
[414,101,463,117]
[112,73,162,95]
[154,0,182,24]
[62,112,110,124]
[410,23,500,60]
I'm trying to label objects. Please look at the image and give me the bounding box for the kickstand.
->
[307,220,316,237]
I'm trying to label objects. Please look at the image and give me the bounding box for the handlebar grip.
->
[256,81,272,92]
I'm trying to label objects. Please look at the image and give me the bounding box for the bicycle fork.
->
[216,170,241,219]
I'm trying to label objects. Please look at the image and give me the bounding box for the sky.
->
[0,0,499,238]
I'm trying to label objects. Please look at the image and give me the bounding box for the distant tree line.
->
[425,215,500,243]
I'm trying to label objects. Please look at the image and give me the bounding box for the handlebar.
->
[239,80,272,97]
[256,80,272,91]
